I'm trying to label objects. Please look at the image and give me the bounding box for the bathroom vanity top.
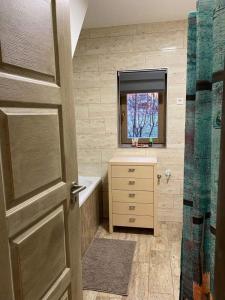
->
[109,156,157,165]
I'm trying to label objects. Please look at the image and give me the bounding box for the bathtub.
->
[78,176,101,207]
[78,176,102,256]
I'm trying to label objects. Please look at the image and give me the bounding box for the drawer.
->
[113,202,153,216]
[113,214,153,228]
[112,178,153,191]
[112,190,153,204]
[112,165,153,179]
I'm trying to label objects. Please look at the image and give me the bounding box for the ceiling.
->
[83,0,196,28]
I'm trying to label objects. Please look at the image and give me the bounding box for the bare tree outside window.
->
[118,69,167,146]
[127,92,159,139]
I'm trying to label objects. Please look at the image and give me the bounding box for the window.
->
[118,69,167,146]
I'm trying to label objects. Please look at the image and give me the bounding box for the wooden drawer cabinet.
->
[113,214,154,228]
[108,156,158,236]
[112,165,153,178]
[112,190,154,204]
[113,202,154,216]
[112,177,154,191]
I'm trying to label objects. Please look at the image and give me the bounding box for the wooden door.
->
[0,1,82,300]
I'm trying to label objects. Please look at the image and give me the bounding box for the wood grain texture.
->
[111,165,153,179]
[109,157,157,165]
[11,207,67,300]
[113,202,153,216]
[112,190,154,204]
[81,185,102,256]
[0,73,61,104]
[0,0,56,78]
[0,0,82,299]
[113,214,154,228]
[83,222,181,300]
[112,178,154,191]
[42,269,71,300]
[0,107,62,205]
[108,157,157,234]
[149,251,173,294]
[60,291,69,300]
[55,1,83,298]
[6,182,67,238]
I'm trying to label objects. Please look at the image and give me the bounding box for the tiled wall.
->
[73,20,187,222]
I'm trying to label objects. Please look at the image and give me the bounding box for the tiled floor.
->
[83,222,182,300]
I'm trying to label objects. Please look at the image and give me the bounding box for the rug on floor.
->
[82,238,136,296]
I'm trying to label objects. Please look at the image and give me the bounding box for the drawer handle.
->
[128,168,135,172]
[129,193,135,198]
[129,180,135,185]
[129,217,136,223]
[129,205,136,210]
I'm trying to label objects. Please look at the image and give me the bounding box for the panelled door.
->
[0,1,82,300]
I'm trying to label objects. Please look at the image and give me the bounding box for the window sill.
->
[118,144,166,149]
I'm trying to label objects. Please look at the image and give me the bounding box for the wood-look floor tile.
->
[148,294,174,300]
[83,222,182,300]
[170,242,181,278]
[83,290,98,300]
[150,235,171,252]
[166,223,182,242]
[170,253,180,277]
[96,291,123,299]
[149,251,173,294]
[172,276,180,300]
[126,262,149,300]
[133,235,152,263]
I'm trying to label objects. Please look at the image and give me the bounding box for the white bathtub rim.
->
[78,176,101,208]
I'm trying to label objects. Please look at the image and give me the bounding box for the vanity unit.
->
[108,156,158,236]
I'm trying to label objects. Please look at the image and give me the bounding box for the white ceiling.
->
[83,0,196,28]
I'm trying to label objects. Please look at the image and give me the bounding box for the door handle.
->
[129,180,135,185]
[129,205,136,210]
[129,193,136,198]
[129,217,136,223]
[71,182,86,205]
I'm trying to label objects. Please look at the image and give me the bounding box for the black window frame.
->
[117,69,167,148]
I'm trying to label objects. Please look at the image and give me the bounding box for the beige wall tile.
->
[73,55,99,72]
[89,104,117,119]
[78,162,102,177]
[145,49,187,69]
[136,20,187,35]
[89,25,137,38]
[79,29,90,40]
[77,149,102,164]
[133,31,185,53]
[100,87,117,103]
[75,104,89,120]
[74,88,101,104]
[76,119,105,135]
[105,118,118,135]
[73,20,187,222]
[73,71,101,88]
[99,53,146,72]
[83,36,133,56]
[158,208,183,222]
[158,194,174,209]
[76,134,117,150]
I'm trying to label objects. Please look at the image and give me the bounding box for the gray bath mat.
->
[82,238,136,296]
